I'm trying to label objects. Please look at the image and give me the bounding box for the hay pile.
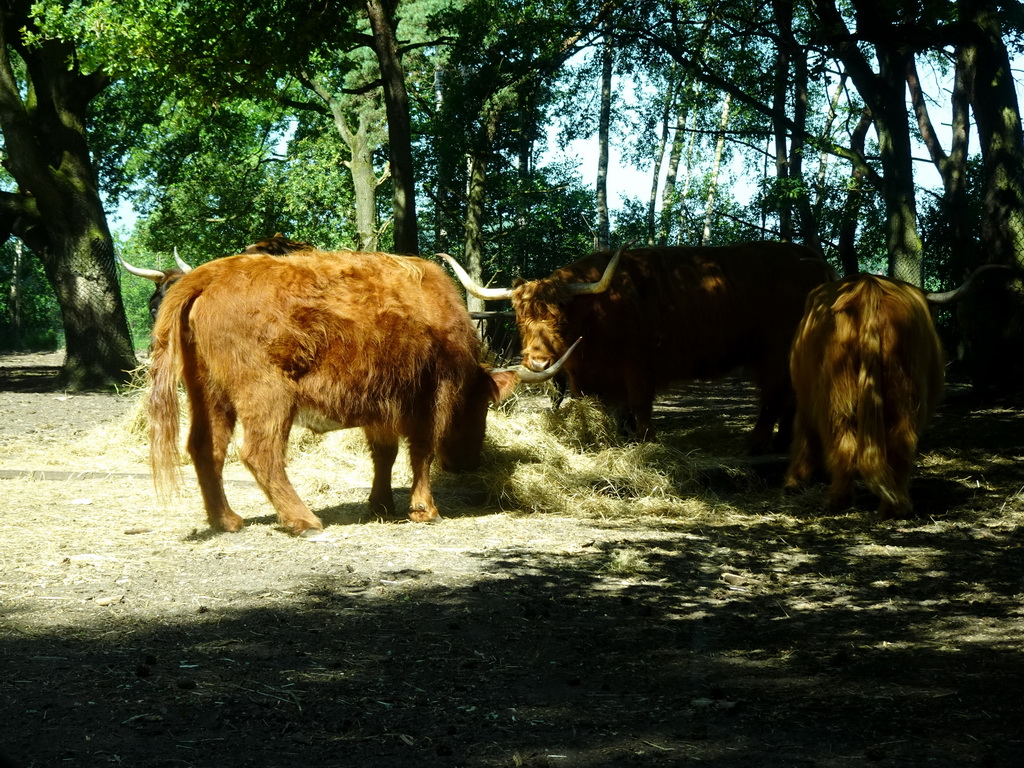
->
[467,396,709,518]
[5,383,727,522]
[275,395,720,520]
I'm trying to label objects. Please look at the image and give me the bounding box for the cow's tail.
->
[147,283,198,500]
[847,279,899,506]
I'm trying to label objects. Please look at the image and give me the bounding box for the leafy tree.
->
[424,0,609,308]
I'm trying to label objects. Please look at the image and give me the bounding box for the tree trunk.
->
[6,238,20,346]
[837,108,873,277]
[874,46,923,284]
[595,22,613,251]
[658,94,687,246]
[813,0,924,284]
[955,0,1024,395]
[347,120,382,252]
[297,70,384,251]
[772,0,794,242]
[959,0,1024,270]
[788,31,819,249]
[365,0,418,254]
[463,153,487,315]
[701,93,731,246]
[647,64,677,246]
[813,73,848,221]
[0,14,135,388]
[907,51,973,277]
[463,112,500,315]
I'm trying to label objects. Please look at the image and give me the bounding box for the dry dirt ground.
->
[1,351,1023,768]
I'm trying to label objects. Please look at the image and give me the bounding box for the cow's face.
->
[512,278,572,373]
[439,369,519,472]
[149,273,185,321]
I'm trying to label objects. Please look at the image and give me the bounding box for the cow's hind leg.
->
[187,396,243,532]
[825,427,857,513]
[238,404,324,536]
[364,427,398,518]
[877,422,917,519]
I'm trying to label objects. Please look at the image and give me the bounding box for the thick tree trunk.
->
[955,0,1024,394]
[0,14,135,388]
[365,0,418,254]
[875,47,923,285]
[340,114,382,252]
[38,231,137,389]
[959,0,1024,269]
[813,0,924,284]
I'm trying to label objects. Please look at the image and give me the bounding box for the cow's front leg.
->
[626,381,656,442]
[406,427,440,522]
[365,427,398,517]
[783,413,816,493]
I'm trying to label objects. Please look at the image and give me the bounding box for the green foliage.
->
[119,98,357,261]
[420,156,595,280]
[7,0,1018,339]
[485,160,596,280]
[920,158,985,290]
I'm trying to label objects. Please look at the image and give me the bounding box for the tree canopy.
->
[0,0,1022,388]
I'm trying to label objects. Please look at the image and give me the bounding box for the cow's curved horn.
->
[927,263,1013,305]
[173,248,194,273]
[437,253,514,300]
[116,253,166,283]
[567,242,629,295]
[494,337,582,383]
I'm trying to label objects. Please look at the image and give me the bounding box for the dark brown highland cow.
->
[444,242,834,451]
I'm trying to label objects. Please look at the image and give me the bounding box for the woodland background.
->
[0,0,1021,388]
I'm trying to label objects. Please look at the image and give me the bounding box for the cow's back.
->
[179,251,482,434]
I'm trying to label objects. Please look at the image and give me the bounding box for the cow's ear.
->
[489,370,521,403]
[513,277,526,288]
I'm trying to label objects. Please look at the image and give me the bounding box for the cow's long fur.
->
[784,275,945,516]
[512,242,834,450]
[148,250,517,535]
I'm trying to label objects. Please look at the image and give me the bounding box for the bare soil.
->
[1,351,1023,768]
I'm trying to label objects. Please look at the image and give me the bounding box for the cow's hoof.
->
[408,504,441,523]
[283,518,324,537]
[212,513,245,533]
